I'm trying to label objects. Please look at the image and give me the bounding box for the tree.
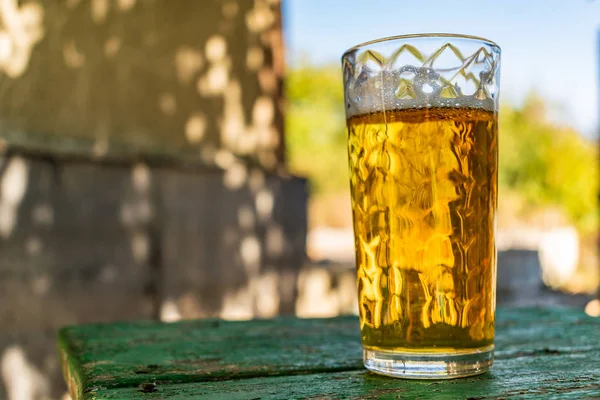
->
[285,63,349,194]
[499,94,598,232]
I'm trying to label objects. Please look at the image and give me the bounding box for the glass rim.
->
[342,33,500,59]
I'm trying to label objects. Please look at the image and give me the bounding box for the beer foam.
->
[345,67,496,117]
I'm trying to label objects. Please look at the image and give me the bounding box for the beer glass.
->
[342,34,501,378]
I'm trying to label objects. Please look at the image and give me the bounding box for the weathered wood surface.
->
[59,308,600,399]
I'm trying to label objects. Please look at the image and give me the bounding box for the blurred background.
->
[0,0,598,399]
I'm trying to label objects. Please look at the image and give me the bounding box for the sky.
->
[282,0,600,137]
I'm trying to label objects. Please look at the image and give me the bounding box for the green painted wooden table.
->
[58,307,600,399]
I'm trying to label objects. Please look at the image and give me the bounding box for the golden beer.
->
[347,107,497,353]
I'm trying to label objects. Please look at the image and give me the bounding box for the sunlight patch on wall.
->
[32,203,53,226]
[237,205,255,231]
[0,156,29,238]
[63,40,85,68]
[1,346,50,400]
[255,271,279,317]
[158,92,177,116]
[185,113,207,144]
[258,67,277,94]
[214,149,235,169]
[198,63,229,96]
[117,0,136,12]
[132,163,151,194]
[160,298,182,323]
[222,1,239,19]
[220,286,253,320]
[31,274,50,295]
[220,80,247,152]
[131,231,150,264]
[92,136,109,158]
[240,234,261,274]
[246,46,264,71]
[104,36,121,58]
[205,35,227,63]
[255,188,273,221]
[223,161,247,189]
[245,1,275,33]
[0,0,44,77]
[91,0,109,24]
[175,46,203,85]
[25,235,42,256]
[252,96,274,126]
[265,223,284,256]
[248,168,265,193]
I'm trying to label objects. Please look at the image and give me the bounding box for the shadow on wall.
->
[0,1,307,399]
[0,0,286,168]
[0,155,307,400]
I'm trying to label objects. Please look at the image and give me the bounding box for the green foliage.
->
[286,66,598,231]
[499,94,598,232]
[285,63,349,193]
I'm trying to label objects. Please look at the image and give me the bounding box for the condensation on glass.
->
[342,34,501,379]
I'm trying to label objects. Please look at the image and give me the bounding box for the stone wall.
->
[0,0,285,169]
[0,1,306,399]
[0,154,307,399]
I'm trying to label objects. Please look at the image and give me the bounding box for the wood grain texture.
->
[58,308,600,399]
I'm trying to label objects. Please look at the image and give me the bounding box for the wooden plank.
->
[492,307,600,357]
[81,349,600,399]
[58,317,362,399]
[58,308,600,400]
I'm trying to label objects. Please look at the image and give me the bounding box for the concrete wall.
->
[0,154,307,399]
[0,156,156,399]
[0,1,305,399]
[0,0,285,169]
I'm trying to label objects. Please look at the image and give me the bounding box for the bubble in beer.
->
[346,66,496,117]
[347,106,497,351]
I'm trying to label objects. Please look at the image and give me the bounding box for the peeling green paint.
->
[58,308,600,399]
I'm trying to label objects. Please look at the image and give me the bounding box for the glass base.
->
[363,345,493,379]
